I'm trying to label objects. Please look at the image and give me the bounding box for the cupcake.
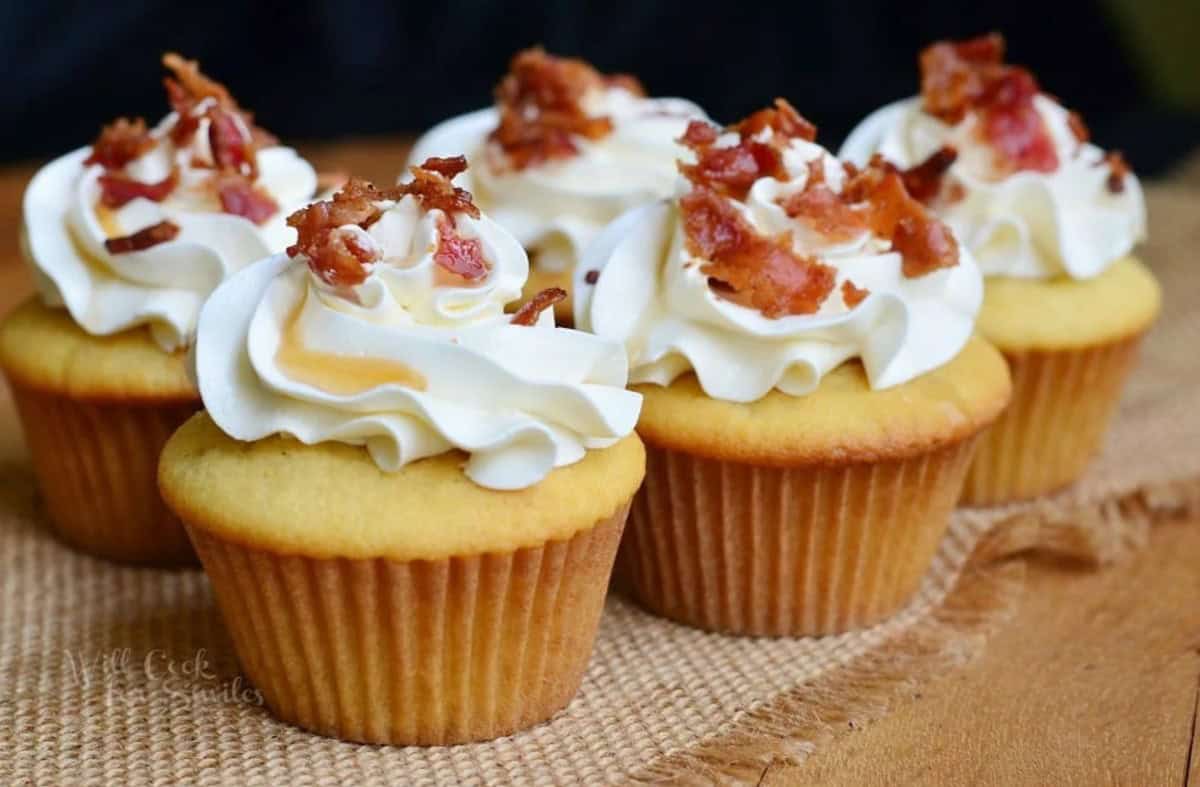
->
[408,48,707,324]
[0,53,318,564]
[158,159,644,744]
[575,101,1011,636]
[839,34,1159,504]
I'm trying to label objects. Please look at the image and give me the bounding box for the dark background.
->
[4,0,1198,174]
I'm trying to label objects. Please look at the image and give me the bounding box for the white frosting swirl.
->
[575,135,983,403]
[24,110,318,351]
[407,86,706,272]
[195,192,641,490]
[839,96,1146,280]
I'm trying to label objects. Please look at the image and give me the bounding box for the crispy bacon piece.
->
[208,107,256,177]
[418,155,470,180]
[306,227,381,289]
[841,279,870,308]
[977,69,1057,173]
[919,33,1057,174]
[98,169,180,208]
[678,119,787,200]
[1102,151,1131,194]
[434,215,488,281]
[1068,111,1090,144]
[680,120,720,148]
[778,159,867,242]
[287,178,387,287]
[900,146,957,203]
[681,186,836,317]
[161,52,274,163]
[104,220,180,254]
[85,118,155,169]
[891,215,960,278]
[216,175,279,224]
[489,48,617,170]
[843,156,961,276]
[919,33,1006,124]
[394,156,480,222]
[731,98,817,142]
[510,287,567,325]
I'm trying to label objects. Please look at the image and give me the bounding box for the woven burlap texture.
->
[0,184,1197,786]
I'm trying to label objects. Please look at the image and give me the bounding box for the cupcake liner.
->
[186,503,630,745]
[618,439,978,636]
[8,380,198,565]
[961,335,1143,506]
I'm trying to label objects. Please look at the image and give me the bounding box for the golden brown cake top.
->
[634,335,1011,465]
[977,258,1161,352]
[0,298,196,402]
[159,412,645,560]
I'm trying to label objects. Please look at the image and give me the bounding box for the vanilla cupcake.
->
[0,54,318,563]
[408,48,706,323]
[840,33,1159,504]
[576,102,1011,636]
[158,160,644,744]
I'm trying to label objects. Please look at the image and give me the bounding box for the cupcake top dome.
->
[839,33,1146,281]
[193,159,641,491]
[22,53,319,351]
[576,100,983,403]
[407,48,707,274]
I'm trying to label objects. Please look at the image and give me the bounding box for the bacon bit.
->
[841,279,870,308]
[394,156,481,222]
[85,118,155,169]
[489,48,618,170]
[161,52,274,162]
[778,159,867,242]
[307,227,381,289]
[842,156,961,277]
[104,220,180,254]
[731,98,817,143]
[1067,111,1090,144]
[678,119,787,201]
[418,155,470,180]
[919,33,1006,125]
[680,119,720,147]
[98,169,179,208]
[434,215,488,281]
[892,215,960,277]
[1102,151,1131,194]
[216,175,279,224]
[287,178,387,287]
[207,106,256,177]
[900,146,957,203]
[919,33,1057,174]
[977,69,1058,173]
[584,269,600,284]
[842,160,860,179]
[510,287,567,325]
[843,161,920,237]
[681,186,836,317]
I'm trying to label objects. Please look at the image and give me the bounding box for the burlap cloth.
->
[1,182,1198,786]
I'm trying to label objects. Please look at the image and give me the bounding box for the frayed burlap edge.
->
[627,473,1200,785]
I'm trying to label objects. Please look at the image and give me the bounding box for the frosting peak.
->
[196,167,641,490]
[407,49,707,277]
[577,104,982,403]
[23,52,318,351]
[839,33,1146,280]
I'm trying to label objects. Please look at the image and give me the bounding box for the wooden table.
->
[1,140,1197,786]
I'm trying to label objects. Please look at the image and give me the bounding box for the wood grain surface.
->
[1,139,1197,786]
